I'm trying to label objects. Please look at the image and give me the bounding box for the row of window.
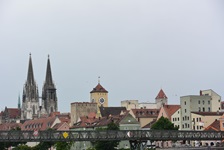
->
[193,125,203,130]
[173,117,179,122]
[183,116,190,121]
[184,100,211,105]
[192,118,201,122]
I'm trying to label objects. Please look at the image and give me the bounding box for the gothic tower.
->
[90,78,108,117]
[42,55,58,115]
[21,54,39,120]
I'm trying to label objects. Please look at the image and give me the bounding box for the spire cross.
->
[98,76,100,84]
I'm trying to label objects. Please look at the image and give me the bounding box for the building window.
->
[199,107,201,112]
[203,107,205,112]
[208,107,210,112]
[183,117,184,121]
[184,101,186,105]
[198,100,200,104]
[185,109,187,113]
[196,118,198,122]
[208,101,210,104]
[199,118,201,121]
[182,125,184,128]
[178,118,179,121]
[202,100,205,105]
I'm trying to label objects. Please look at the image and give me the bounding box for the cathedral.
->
[21,54,58,120]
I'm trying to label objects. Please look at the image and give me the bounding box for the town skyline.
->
[1,0,224,112]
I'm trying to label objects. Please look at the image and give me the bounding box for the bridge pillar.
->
[129,140,147,150]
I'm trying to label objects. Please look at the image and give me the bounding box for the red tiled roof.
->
[131,109,159,118]
[90,83,108,93]
[21,117,57,131]
[163,105,180,118]
[5,108,20,119]
[204,119,220,131]
[155,89,167,99]
[0,123,22,131]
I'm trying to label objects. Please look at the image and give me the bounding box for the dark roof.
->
[99,107,126,117]
[204,119,220,131]
[90,83,108,93]
[155,89,167,99]
[191,112,224,116]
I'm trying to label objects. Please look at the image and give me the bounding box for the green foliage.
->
[94,122,120,150]
[151,116,179,130]
[54,141,73,150]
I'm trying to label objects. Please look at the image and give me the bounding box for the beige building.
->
[70,102,97,126]
[180,89,221,130]
[90,82,108,117]
[129,108,159,127]
[191,112,223,131]
[121,100,139,110]
[171,108,181,129]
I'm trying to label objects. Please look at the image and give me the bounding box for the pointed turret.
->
[155,89,168,109]
[42,55,57,115]
[45,55,54,86]
[27,54,35,85]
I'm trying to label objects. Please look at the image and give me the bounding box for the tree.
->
[151,116,178,148]
[151,116,178,130]
[54,141,73,150]
[94,122,120,150]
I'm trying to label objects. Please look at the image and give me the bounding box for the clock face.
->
[99,98,105,104]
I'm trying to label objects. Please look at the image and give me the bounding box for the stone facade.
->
[70,102,97,126]
[41,56,58,115]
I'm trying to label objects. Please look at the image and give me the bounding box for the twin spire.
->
[27,54,54,86]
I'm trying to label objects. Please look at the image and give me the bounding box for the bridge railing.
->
[0,130,223,142]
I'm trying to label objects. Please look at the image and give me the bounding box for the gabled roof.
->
[204,119,220,131]
[90,83,108,93]
[99,107,126,117]
[163,105,180,118]
[155,89,167,99]
[4,108,20,119]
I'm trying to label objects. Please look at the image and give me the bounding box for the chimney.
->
[200,90,202,96]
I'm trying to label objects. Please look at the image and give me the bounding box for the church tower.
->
[90,78,108,116]
[155,89,168,109]
[21,54,39,120]
[42,55,58,115]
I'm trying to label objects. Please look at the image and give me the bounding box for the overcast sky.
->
[0,0,224,112]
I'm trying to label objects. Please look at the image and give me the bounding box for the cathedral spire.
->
[18,94,21,109]
[45,55,53,85]
[27,53,35,84]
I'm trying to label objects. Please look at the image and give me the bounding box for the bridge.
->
[0,130,223,149]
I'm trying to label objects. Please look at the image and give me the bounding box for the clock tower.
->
[90,80,108,117]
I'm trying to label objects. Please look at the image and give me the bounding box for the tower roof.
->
[45,55,54,86]
[90,83,108,93]
[155,89,167,99]
[27,54,35,84]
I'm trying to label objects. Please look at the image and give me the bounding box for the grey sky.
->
[0,0,224,112]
